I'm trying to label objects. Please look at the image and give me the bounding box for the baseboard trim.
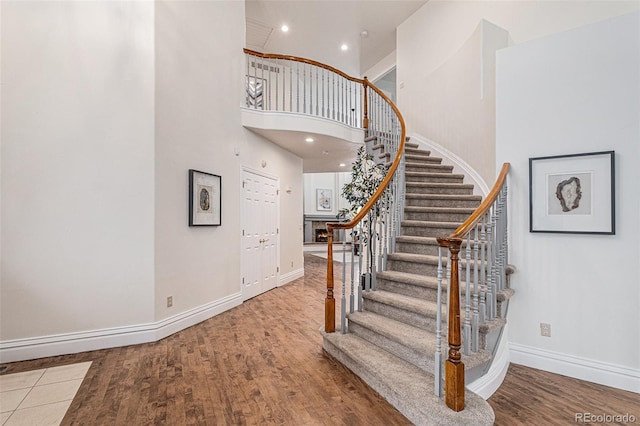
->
[279,268,304,286]
[467,324,511,399]
[0,293,242,363]
[509,343,640,393]
[408,133,490,196]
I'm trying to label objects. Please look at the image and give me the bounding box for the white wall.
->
[397,1,640,183]
[496,11,640,390]
[303,172,350,217]
[1,2,156,339]
[0,0,303,361]
[155,0,303,320]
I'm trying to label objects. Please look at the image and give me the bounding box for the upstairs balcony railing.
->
[244,49,365,128]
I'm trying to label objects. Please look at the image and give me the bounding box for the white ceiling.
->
[245,0,427,172]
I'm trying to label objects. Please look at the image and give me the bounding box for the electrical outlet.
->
[167,296,173,308]
[540,323,551,337]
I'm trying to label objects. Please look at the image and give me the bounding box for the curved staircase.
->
[322,139,511,425]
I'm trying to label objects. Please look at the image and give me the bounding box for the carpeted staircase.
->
[322,140,501,425]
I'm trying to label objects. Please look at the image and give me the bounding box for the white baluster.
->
[341,236,347,334]
[435,246,444,397]
[472,226,480,352]
[464,234,471,355]
[479,214,487,324]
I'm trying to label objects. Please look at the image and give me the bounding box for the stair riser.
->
[395,241,485,258]
[348,321,436,374]
[405,185,474,195]
[376,279,440,302]
[386,258,439,276]
[405,164,453,173]
[362,298,439,333]
[395,241,440,256]
[405,155,442,164]
[406,197,481,208]
[405,174,464,184]
[404,148,431,157]
[401,225,459,238]
[404,211,473,222]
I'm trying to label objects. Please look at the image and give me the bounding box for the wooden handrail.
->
[450,163,510,239]
[326,83,406,232]
[323,78,405,335]
[243,48,366,85]
[437,162,510,411]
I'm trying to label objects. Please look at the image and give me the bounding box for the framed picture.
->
[189,169,221,226]
[529,151,615,234]
[316,189,332,211]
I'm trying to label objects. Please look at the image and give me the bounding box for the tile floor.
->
[0,362,91,426]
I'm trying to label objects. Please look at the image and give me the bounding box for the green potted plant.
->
[337,146,387,286]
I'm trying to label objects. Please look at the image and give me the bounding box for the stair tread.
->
[405,141,419,149]
[348,311,437,354]
[395,235,439,244]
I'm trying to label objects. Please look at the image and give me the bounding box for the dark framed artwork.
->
[529,151,615,234]
[189,169,221,226]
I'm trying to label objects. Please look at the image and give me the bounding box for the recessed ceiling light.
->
[341,44,348,51]
[281,25,289,33]
[322,150,329,155]
[339,163,346,167]
[305,137,314,143]
[360,30,369,38]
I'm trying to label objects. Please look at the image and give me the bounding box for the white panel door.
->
[241,169,279,301]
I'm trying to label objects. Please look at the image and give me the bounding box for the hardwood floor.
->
[1,253,638,425]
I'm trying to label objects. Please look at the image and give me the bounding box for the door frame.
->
[240,165,280,299]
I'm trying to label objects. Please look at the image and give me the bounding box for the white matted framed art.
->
[189,169,221,226]
[316,189,332,211]
[529,151,615,234]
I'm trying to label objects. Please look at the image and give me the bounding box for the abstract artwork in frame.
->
[316,189,332,211]
[529,151,615,234]
[189,169,221,226]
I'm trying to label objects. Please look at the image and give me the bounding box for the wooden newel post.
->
[362,77,369,129]
[437,236,465,412]
[325,226,336,333]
